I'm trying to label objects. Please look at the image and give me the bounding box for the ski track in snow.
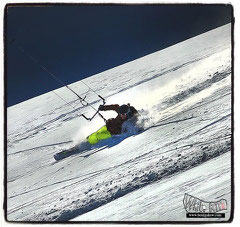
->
[7,24,232,222]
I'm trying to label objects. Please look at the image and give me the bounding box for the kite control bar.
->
[81,95,107,122]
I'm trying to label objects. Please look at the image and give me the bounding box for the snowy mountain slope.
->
[6,23,232,222]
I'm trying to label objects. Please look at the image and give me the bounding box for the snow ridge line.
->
[32,136,230,221]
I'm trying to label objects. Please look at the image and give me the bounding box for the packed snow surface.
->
[7,24,232,222]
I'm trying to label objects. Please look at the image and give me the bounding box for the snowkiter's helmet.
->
[119,104,133,119]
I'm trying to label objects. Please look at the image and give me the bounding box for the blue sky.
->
[6,4,232,106]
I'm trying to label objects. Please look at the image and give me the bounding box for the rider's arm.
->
[99,104,120,113]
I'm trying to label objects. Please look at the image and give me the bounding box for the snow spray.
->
[72,119,105,147]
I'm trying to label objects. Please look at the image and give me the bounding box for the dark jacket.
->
[101,104,138,135]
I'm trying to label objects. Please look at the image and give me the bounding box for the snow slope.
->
[6,23,232,222]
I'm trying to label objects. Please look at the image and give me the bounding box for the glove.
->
[98,105,104,111]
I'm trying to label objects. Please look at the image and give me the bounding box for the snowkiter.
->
[87,104,138,145]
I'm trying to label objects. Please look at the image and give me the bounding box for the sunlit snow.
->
[7,23,232,222]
